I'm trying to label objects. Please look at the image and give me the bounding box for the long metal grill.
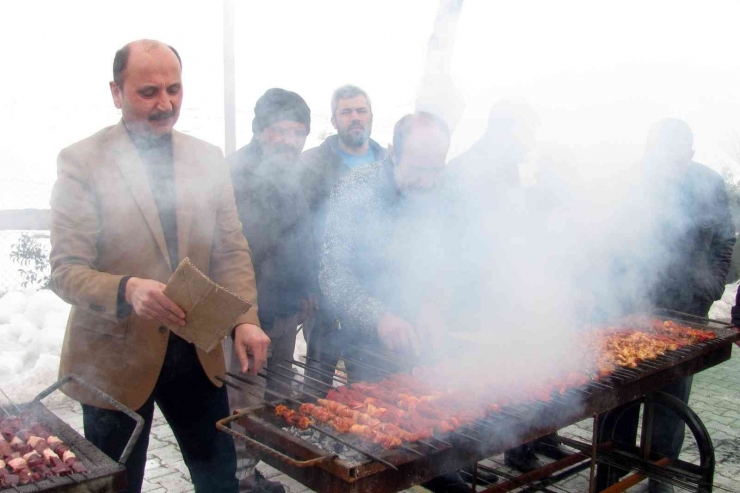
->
[217,316,740,493]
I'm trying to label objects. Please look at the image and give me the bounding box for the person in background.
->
[448,98,538,197]
[603,118,735,493]
[225,88,316,493]
[320,111,478,492]
[300,84,388,388]
[49,39,269,493]
[449,99,554,473]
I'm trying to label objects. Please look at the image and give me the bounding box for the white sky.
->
[2,0,740,208]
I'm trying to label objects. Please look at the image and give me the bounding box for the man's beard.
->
[339,124,370,148]
[262,144,301,170]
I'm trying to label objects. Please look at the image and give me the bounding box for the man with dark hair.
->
[225,88,315,493]
[300,84,388,387]
[602,118,735,493]
[49,39,269,493]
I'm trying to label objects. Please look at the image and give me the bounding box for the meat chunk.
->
[1,474,19,487]
[62,450,77,464]
[7,456,29,473]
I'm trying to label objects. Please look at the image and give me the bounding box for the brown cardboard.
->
[163,257,252,352]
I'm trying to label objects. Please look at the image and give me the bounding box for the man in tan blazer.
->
[49,39,270,493]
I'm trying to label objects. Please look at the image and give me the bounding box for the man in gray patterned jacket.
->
[319,111,451,368]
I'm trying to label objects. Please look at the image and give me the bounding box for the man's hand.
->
[125,277,185,326]
[234,323,271,375]
[415,302,445,354]
[377,312,420,357]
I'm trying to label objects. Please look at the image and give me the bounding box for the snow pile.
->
[709,282,738,322]
[0,289,69,404]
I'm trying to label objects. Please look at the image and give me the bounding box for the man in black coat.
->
[604,118,735,493]
[300,85,388,387]
[226,88,315,493]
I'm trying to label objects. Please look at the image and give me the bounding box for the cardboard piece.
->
[163,257,252,352]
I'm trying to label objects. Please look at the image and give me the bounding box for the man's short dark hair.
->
[392,111,451,161]
[113,41,182,89]
[331,84,372,118]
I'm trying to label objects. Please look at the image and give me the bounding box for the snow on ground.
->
[0,288,68,405]
[0,288,309,406]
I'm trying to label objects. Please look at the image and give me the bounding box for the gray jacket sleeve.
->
[704,182,736,302]
[319,182,385,338]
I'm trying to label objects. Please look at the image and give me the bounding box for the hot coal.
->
[282,426,367,463]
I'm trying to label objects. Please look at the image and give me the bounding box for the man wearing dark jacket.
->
[321,111,476,493]
[226,88,315,493]
[300,85,388,386]
[603,118,735,493]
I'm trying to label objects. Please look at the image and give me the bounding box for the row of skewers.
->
[0,393,87,488]
[263,318,717,453]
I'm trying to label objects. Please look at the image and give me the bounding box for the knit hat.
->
[252,88,311,135]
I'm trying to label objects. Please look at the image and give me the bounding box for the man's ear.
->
[110,81,123,109]
[330,115,337,130]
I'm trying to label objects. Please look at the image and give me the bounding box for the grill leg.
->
[595,400,642,490]
[595,391,715,492]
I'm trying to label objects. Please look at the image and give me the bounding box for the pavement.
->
[47,344,740,493]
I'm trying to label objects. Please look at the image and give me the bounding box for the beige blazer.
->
[49,121,260,410]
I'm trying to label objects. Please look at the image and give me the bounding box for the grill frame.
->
[220,322,740,493]
[1,401,127,493]
[1,375,143,493]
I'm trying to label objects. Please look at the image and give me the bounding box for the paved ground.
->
[47,345,740,492]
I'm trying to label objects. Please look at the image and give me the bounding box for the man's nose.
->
[157,92,173,113]
[284,132,302,149]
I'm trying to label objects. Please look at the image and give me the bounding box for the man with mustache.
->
[226,88,315,493]
[49,39,268,492]
[300,85,388,388]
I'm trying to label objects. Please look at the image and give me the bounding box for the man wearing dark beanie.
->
[223,88,315,493]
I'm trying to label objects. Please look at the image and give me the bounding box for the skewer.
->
[294,358,350,384]
[0,388,22,415]
[278,365,439,450]
[258,370,427,458]
[320,350,394,376]
[303,355,346,372]
[276,363,339,390]
[0,402,12,416]
[219,375,399,470]
[273,367,445,452]
[655,308,734,327]
[263,367,325,397]
[345,344,414,369]
[452,430,482,443]
[611,368,636,378]
[429,436,453,447]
